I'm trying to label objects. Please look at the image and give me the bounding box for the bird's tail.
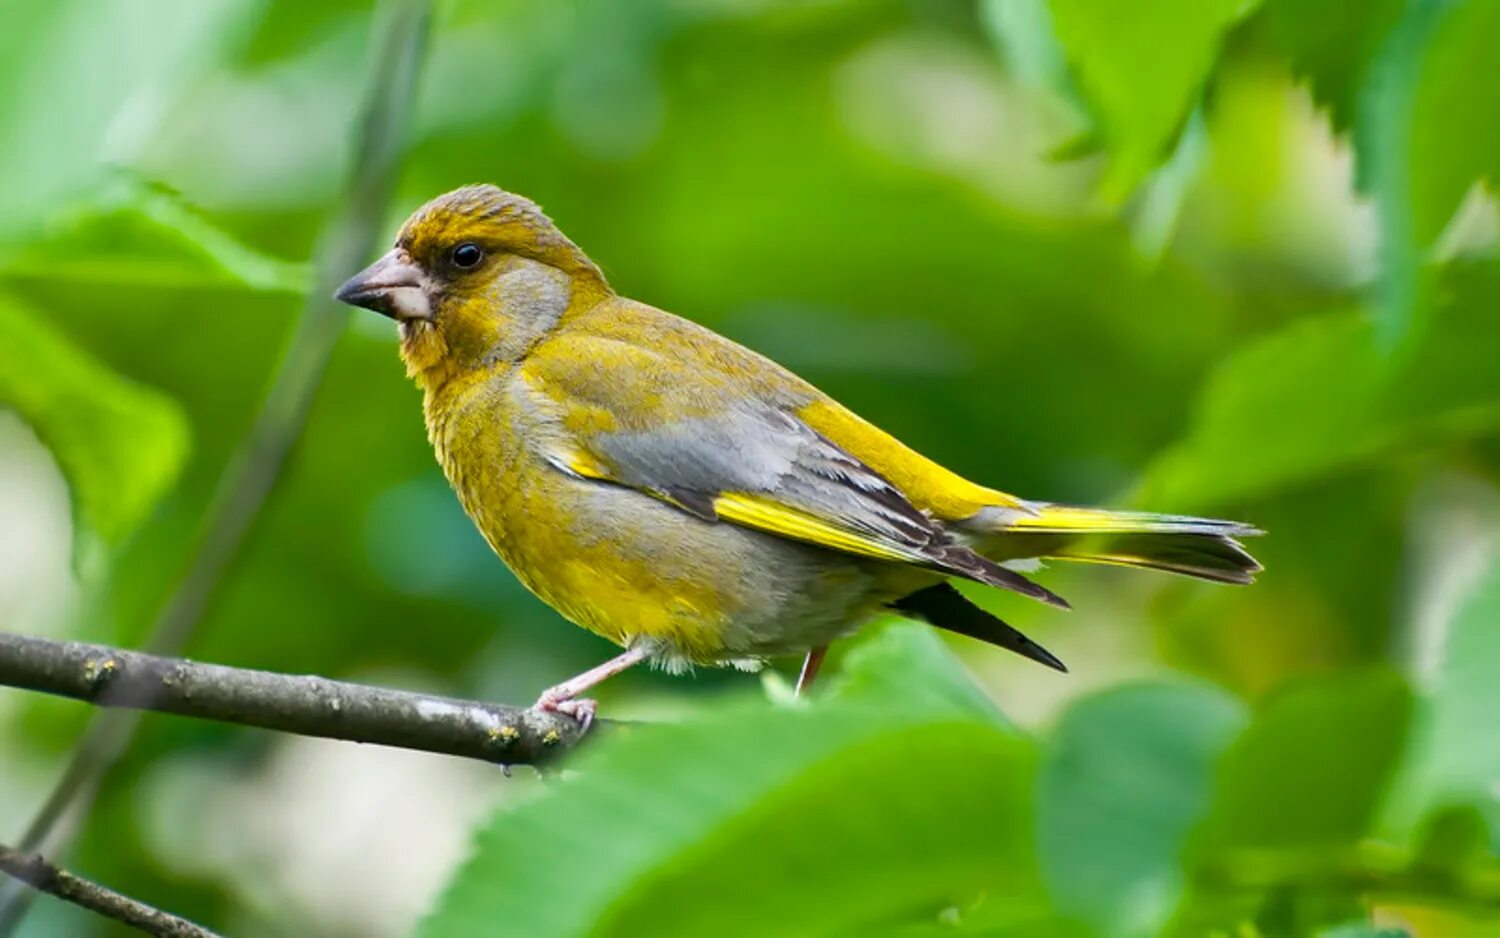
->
[988,504,1263,585]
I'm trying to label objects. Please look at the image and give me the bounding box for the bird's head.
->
[335,184,608,386]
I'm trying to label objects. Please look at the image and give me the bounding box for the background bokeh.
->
[1,0,1498,935]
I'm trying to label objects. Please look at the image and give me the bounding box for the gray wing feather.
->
[593,405,928,541]
[590,403,1068,607]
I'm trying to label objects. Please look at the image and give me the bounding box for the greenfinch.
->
[335,184,1260,725]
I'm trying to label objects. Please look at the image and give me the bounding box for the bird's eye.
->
[451,242,484,269]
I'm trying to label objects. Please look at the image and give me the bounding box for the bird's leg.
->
[532,646,650,730]
[795,646,828,696]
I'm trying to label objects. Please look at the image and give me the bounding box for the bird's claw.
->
[533,692,598,732]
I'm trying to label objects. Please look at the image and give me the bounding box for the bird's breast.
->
[419,369,907,663]
[424,372,531,556]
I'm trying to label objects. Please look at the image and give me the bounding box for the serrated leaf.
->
[1260,0,1405,133]
[0,175,308,292]
[1139,262,1500,509]
[1047,0,1256,200]
[0,295,189,545]
[1040,682,1246,937]
[1405,2,1500,250]
[420,701,1039,938]
[1361,0,1500,342]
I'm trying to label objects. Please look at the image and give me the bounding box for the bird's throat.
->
[399,320,457,392]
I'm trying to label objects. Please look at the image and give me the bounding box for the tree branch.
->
[0,843,219,938]
[0,633,589,766]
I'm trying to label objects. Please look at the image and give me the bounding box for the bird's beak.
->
[333,249,432,321]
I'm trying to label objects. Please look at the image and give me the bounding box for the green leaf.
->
[827,618,1015,728]
[980,0,1072,93]
[230,0,367,68]
[1040,682,1246,937]
[421,702,1039,938]
[1386,558,1500,833]
[1129,107,1209,259]
[1047,0,1256,200]
[1139,261,1500,509]
[1197,669,1412,852]
[1260,0,1405,133]
[1168,672,1413,935]
[1406,2,1500,251]
[0,0,244,235]
[0,294,189,544]
[1139,311,1385,508]
[1361,0,1500,343]
[1409,805,1490,873]
[0,175,308,292]
[422,629,1042,938]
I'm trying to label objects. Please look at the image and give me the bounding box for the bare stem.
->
[0,843,219,938]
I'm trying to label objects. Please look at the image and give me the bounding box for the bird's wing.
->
[520,325,1065,607]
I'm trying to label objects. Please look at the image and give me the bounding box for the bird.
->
[335,184,1261,726]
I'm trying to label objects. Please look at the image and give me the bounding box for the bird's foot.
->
[532,690,598,732]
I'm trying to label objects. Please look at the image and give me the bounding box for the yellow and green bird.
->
[336,185,1261,724]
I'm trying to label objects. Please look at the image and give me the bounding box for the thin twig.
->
[10,0,432,857]
[0,633,589,766]
[0,843,219,938]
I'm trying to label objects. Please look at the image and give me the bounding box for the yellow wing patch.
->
[795,399,1021,522]
[711,491,926,565]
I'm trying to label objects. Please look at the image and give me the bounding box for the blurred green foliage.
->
[427,627,1041,938]
[0,0,1498,935]
[1048,0,1249,200]
[0,295,187,551]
